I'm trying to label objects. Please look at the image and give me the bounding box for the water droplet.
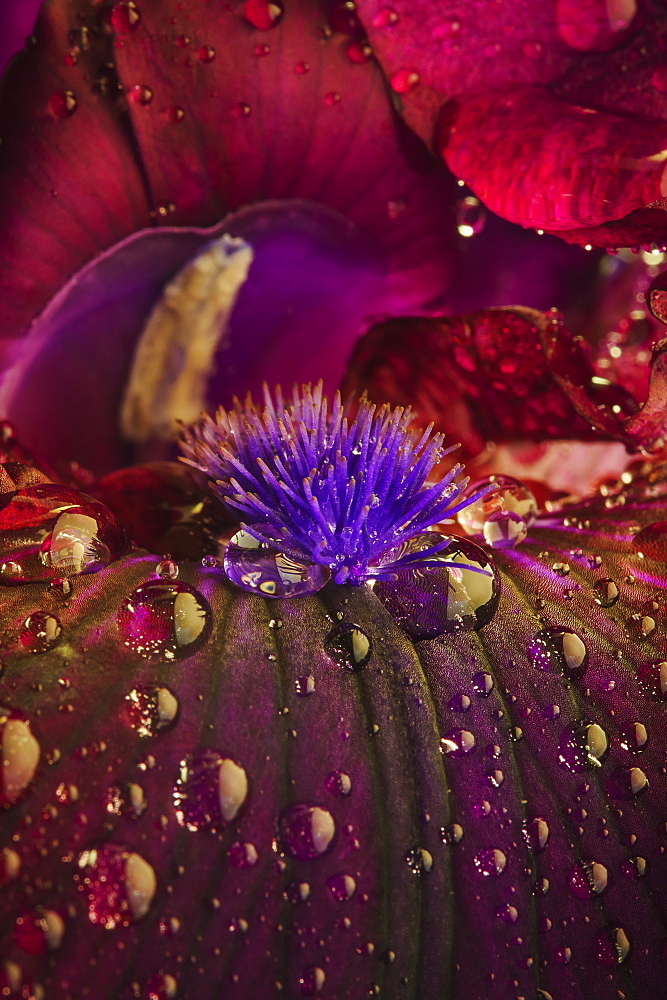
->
[126,685,179,736]
[197,44,216,62]
[558,721,609,772]
[156,559,178,580]
[637,660,667,699]
[75,845,156,927]
[0,485,126,584]
[621,856,647,879]
[485,768,504,788]
[21,611,62,653]
[325,770,351,797]
[456,196,486,237]
[619,721,648,751]
[569,860,608,897]
[327,873,357,899]
[523,816,550,853]
[472,671,494,696]
[346,39,372,62]
[223,528,330,597]
[405,846,433,874]
[105,781,147,819]
[228,841,258,868]
[530,627,588,681]
[279,803,335,859]
[439,728,476,756]
[592,578,619,607]
[323,91,341,105]
[128,83,153,105]
[372,7,399,27]
[293,59,310,74]
[118,580,211,660]
[285,880,311,903]
[0,847,21,886]
[174,751,248,831]
[626,613,656,640]
[390,68,420,93]
[449,692,471,712]
[244,0,284,29]
[597,926,630,965]
[166,106,185,123]
[329,0,362,33]
[0,707,39,807]
[632,521,667,560]
[49,90,77,118]
[109,2,142,33]
[607,765,649,799]
[299,967,325,996]
[295,675,315,697]
[49,576,73,599]
[440,822,464,844]
[458,476,537,549]
[496,903,519,923]
[374,533,500,639]
[14,908,65,953]
[230,101,252,118]
[474,848,506,877]
[324,623,371,671]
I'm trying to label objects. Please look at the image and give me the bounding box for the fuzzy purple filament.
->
[180,382,491,583]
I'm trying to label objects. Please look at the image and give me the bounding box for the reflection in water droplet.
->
[126,685,179,736]
[522,816,550,853]
[21,612,62,653]
[223,529,329,597]
[474,848,506,877]
[619,721,648,752]
[0,485,126,584]
[279,803,335,859]
[174,751,248,831]
[118,580,211,660]
[558,721,609,772]
[632,520,667,560]
[327,873,357,899]
[75,845,156,927]
[458,476,537,549]
[637,660,667,699]
[569,860,608,898]
[593,578,619,607]
[0,707,40,807]
[324,623,372,671]
[530,627,588,680]
[374,533,500,639]
[439,729,476,756]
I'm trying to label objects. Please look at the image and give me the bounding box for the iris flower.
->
[1,2,667,999]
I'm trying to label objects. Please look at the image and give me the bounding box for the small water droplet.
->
[324,623,372,671]
[474,848,506,877]
[626,613,656,640]
[607,765,649,799]
[279,803,335,859]
[458,476,536,548]
[619,721,648,752]
[325,770,352,797]
[390,68,420,93]
[126,685,179,736]
[128,83,153,105]
[174,751,248,831]
[223,528,329,597]
[21,611,62,653]
[448,692,471,712]
[372,7,399,27]
[621,856,647,878]
[569,859,608,898]
[530,627,588,680]
[637,660,667,699]
[244,0,284,28]
[197,44,216,62]
[75,845,156,927]
[597,926,630,965]
[228,841,259,868]
[156,559,179,580]
[14,908,65,953]
[0,847,21,886]
[299,966,325,996]
[440,822,464,844]
[593,578,619,607]
[285,880,311,903]
[558,721,609,772]
[323,91,341,105]
[523,816,550,853]
[327,873,357,899]
[166,105,185,123]
[118,580,211,660]
[346,39,372,62]
[472,671,494,696]
[109,2,142,33]
[456,196,487,238]
[405,846,433,874]
[439,728,476,756]
[49,90,77,118]
[105,781,147,819]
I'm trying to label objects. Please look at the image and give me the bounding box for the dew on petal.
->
[529,627,589,681]
[173,751,248,831]
[405,846,433,874]
[228,841,259,868]
[441,822,464,844]
[619,721,648,751]
[569,860,608,898]
[14,909,65,954]
[593,578,620,607]
[198,44,216,62]
[0,485,127,584]
[458,476,537,550]
[0,847,21,885]
[223,529,329,597]
[472,671,494,696]
[522,816,550,853]
[324,623,372,671]
[325,770,352,797]
[0,708,40,807]
[607,765,649,799]
[127,84,153,105]
[558,721,609,772]
[49,90,77,119]
[632,521,667,560]
[327,873,357,899]
[621,856,647,879]
[474,848,506,877]
[299,967,325,996]
[279,804,335,859]
[636,660,667,699]
[374,533,500,639]
[597,926,631,965]
[75,845,156,928]
[20,612,62,653]
[390,69,420,93]
[456,196,487,238]
[295,675,315,697]
[105,781,147,819]
[118,580,211,660]
[439,728,476,756]
[243,0,284,29]
[109,1,142,33]
[125,685,179,737]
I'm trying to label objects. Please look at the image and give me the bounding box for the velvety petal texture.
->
[355,0,667,245]
[1,452,667,997]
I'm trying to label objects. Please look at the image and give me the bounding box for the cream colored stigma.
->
[121,235,253,441]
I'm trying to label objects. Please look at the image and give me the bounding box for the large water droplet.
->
[458,476,537,549]
[126,685,179,736]
[529,627,589,681]
[279,804,335,859]
[324,623,372,671]
[223,528,329,597]
[374,533,500,639]
[0,485,127,584]
[75,845,156,927]
[174,751,248,831]
[0,707,40,807]
[558,721,609,772]
[118,580,211,660]
[20,611,62,653]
